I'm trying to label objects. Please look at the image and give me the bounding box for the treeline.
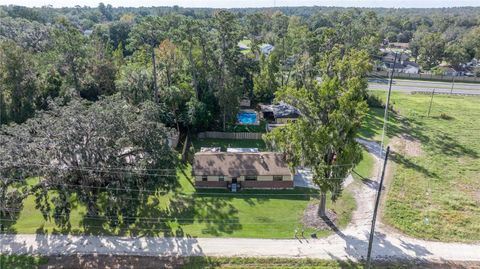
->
[0,4,479,128]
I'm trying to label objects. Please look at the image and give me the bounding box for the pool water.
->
[237,111,257,124]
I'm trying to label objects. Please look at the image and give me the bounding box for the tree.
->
[264,47,370,217]
[0,40,37,124]
[52,18,88,94]
[128,16,167,103]
[253,54,279,103]
[417,32,445,69]
[213,10,242,131]
[82,38,117,100]
[0,95,177,227]
[116,63,152,105]
[444,43,469,69]
[157,39,181,88]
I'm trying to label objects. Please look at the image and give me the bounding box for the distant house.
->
[260,102,301,124]
[389,42,410,50]
[434,65,470,76]
[393,61,420,74]
[381,51,410,63]
[260,44,274,55]
[237,41,275,58]
[83,29,93,37]
[193,152,293,189]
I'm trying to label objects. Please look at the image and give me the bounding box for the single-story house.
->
[193,152,293,189]
[381,51,410,63]
[260,102,301,124]
[377,61,419,74]
[434,65,471,77]
[391,61,419,74]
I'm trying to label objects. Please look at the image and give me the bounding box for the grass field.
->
[4,255,463,269]
[7,137,356,239]
[365,91,480,242]
[0,255,47,269]
[352,150,376,181]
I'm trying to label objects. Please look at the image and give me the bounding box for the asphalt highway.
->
[369,79,480,95]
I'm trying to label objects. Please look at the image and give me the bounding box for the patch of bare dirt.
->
[390,134,423,157]
[474,191,480,203]
[302,202,338,230]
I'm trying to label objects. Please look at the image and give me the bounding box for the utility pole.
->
[450,76,455,94]
[427,88,435,117]
[366,146,391,269]
[379,52,399,158]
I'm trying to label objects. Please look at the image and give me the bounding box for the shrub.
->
[366,94,384,108]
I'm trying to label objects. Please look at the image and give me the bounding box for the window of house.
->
[273,176,283,181]
[219,176,224,181]
[245,175,257,181]
[202,176,208,181]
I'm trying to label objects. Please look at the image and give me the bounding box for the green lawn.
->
[182,257,363,269]
[0,255,448,268]
[7,164,355,239]
[352,150,376,181]
[365,91,480,242]
[0,255,47,269]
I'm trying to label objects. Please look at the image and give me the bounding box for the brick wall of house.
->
[195,181,228,188]
[242,180,293,189]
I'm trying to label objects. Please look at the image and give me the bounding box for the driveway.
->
[294,168,354,189]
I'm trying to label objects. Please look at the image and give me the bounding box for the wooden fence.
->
[370,71,480,83]
[197,131,264,140]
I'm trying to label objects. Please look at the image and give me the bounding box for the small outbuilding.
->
[260,102,301,124]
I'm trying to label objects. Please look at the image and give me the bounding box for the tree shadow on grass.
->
[428,133,478,158]
[390,152,439,179]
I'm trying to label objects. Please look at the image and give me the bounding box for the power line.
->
[0,181,336,197]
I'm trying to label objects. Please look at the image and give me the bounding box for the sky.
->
[1,0,480,8]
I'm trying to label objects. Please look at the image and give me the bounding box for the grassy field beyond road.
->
[366,91,480,242]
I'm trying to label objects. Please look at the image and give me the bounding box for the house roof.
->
[193,152,291,177]
[261,102,301,119]
[226,148,259,153]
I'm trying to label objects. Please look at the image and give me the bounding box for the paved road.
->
[0,139,479,262]
[369,79,480,95]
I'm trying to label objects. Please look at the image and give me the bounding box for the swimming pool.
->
[237,111,257,125]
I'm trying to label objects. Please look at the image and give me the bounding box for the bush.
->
[366,94,384,108]
[439,113,454,120]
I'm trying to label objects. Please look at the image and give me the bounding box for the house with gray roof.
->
[193,152,293,189]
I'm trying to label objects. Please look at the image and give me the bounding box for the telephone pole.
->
[379,52,399,158]
[427,89,435,117]
[366,146,391,269]
[450,76,455,94]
